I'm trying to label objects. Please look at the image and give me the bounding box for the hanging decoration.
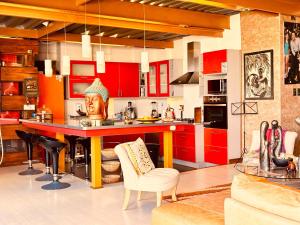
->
[141,4,149,73]
[82,2,92,58]
[96,0,105,73]
[43,21,53,77]
[62,22,70,76]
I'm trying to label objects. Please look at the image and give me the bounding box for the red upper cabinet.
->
[119,63,139,97]
[98,62,119,98]
[147,60,169,97]
[203,50,227,75]
[70,60,96,79]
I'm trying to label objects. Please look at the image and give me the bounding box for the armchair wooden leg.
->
[171,186,177,202]
[156,191,162,207]
[137,191,142,201]
[122,189,131,210]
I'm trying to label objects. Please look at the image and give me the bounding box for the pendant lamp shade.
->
[141,51,149,73]
[62,55,70,75]
[96,50,105,73]
[82,34,92,58]
[44,59,53,77]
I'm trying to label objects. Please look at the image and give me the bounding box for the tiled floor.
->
[0,164,239,225]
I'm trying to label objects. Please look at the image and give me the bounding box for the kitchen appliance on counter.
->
[203,96,227,129]
[162,105,175,122]
[151,101,159,118]
[124,101,137,120]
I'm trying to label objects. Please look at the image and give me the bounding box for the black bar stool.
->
[35,136,58,182]
[15,130,43,176]
[64,135,78,174]
[39,136,70,190]
[76,137,90,180]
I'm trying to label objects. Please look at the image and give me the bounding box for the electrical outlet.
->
[75,103,82,111]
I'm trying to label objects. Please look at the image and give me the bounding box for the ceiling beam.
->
[187,0,300,16]
[0,27,38,38]
[179,0,241,11]
[41,33,174,49]
[0,2,224,37]
[37,21,71,38]
[75,0,92,6]
[88,0,230,30]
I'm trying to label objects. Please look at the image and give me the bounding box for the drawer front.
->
[174,146,196,162]
[204,145,227,165]
[204,128,227,147]
[174,132,195,148]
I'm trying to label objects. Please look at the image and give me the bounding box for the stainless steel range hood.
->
[170,42,200,85]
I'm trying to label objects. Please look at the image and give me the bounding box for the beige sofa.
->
[152,174,300,225]
[225,174,300,225]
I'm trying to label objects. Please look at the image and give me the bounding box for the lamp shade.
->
[44,59,53,77]
[141,51,149,73]
[61,55,70,75]
[82,34,92,58]
[96,51,105,73]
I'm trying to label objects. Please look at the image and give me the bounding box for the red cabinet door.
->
[204,145,227,165]
[70,60,96,79]
[69,78,94,98]
[119,63,139,97]
[203,50,227,75]
[204,128,227,148]
[98,62,119,98]
[147,62,158,97]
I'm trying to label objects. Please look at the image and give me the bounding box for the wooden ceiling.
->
[0,0,297,49]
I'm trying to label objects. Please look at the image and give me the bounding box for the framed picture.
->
[284,21,300,84]
[23,78,38,97]
[244,50,274,100]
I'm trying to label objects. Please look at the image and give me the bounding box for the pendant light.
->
[141,4,149,73]
[82,2,92,58]
[43,21,53,77]
[62,22,70,76]
[96,0,105,73]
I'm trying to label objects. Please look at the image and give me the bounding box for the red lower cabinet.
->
[173,125,196,163]
[204,128,227,165]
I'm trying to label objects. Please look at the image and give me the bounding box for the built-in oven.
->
[203,96,227,129]
[207,78,227,95]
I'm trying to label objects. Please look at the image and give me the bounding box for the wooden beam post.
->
[0,27,38,38]
[37,22,72,38]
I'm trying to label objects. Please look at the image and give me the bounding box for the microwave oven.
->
[207,79,227,95]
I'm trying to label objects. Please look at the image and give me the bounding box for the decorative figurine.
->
[287,158,297,175]
[84,78,109,121]
[259,121,270,171]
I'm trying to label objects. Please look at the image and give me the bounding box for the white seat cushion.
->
[136,168,179,192]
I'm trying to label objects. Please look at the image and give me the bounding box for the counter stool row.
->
[15,130,71,190]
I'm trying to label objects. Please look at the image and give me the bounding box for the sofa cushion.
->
[231,174,300,222]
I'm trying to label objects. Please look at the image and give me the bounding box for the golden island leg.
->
[90,136,102,189]
[163,131,173,168]
[56,133,65,172]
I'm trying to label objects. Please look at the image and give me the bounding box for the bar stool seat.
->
[15,130,43,176]
[39,136,70,190]
[35,136,59,182]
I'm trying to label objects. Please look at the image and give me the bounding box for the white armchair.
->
[114,143,179,209]
[243,130,298,166]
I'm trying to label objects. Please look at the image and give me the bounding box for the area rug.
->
[163,183,231,202]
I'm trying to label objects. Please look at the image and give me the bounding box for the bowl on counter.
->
[136,117,160,123]
[102,160,120,172]
[102,174,121,184]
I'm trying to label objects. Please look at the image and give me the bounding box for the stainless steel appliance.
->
[151,101,159,118]
[124,101,136,119]
[207,79,227,95]
[203,96,227,129]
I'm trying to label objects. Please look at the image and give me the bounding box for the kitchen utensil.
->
[151,101,159,118]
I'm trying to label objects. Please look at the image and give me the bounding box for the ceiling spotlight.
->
[139,1,145,3]
[150,1,156,5]
[158,3,164,7]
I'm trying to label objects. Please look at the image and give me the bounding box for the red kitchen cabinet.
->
[98,62,119,98]
[70,60,96,79]
[204,128,227,164]
[203,50,227,75]
[173,125,196,162]
[147,60,169,97]
[69,78,94,98]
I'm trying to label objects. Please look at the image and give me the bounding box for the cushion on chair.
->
[124,138,155,175]
[137,168,179,192]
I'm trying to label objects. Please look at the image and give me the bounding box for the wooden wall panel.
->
[1,124,33,140]
[1,149,41,167]
[1,67,38,81]
[2,96,26,110]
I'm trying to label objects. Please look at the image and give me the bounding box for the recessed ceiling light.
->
[150,1,156,5]
[158,3,164,7]
[110,34,118,38]
[139,0,145,3]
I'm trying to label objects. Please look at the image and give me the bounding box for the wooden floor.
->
[0,164,239,225]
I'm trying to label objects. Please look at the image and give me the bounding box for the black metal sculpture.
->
[260,121,270,171]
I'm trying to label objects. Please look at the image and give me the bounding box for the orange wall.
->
[38,74,64,119]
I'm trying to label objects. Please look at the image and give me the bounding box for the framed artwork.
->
[284,21,300,84]
[23,78,38,97]
[244,50,274,100]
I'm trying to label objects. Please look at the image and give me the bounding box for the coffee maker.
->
[124,101,137,119]
[151,101,159,118]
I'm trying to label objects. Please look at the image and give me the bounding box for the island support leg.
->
[90,136,102,189]
[56,133,65,172]
[163,131,173,168]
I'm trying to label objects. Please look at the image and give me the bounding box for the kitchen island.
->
[20,119,186,189]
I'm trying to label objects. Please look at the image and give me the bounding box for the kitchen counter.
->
[20,118,188,189]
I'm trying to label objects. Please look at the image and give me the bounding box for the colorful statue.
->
[84,78,109,120]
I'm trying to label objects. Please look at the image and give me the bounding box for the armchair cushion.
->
[124,138,155,175]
